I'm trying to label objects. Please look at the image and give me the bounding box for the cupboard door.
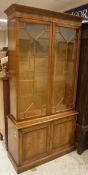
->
[52,26,77,114]
[20,123,50,163]
[51,117,76,151]
[18,22,50,119]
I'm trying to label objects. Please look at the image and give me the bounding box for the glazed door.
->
[18,20,51,119]
[51,25,78,114]
[17,20,79,120]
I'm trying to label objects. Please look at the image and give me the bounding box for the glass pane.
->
[52,26,77,113]
[18,22,49,119]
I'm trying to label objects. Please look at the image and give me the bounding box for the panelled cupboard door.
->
[51,117,76,152]
[20,123,50,164]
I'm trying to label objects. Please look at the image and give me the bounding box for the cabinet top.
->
[5,4,82,23]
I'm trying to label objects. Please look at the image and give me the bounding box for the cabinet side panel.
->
[0,80,4,137]
[8,118,19,164]
[8,19,17,118]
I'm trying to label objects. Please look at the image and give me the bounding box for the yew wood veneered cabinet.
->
[5,4,82,173]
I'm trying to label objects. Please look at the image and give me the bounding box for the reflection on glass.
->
[18,22,49,118]
[52,27,76,113]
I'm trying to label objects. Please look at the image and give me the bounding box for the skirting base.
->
[8,146,75,174]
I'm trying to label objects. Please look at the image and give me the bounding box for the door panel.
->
[18,22,50,119]
[52,117,76,151]
[52,26,77,114]
[21,123,50,163]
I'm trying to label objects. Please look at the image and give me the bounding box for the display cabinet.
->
[5,4,82,173]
